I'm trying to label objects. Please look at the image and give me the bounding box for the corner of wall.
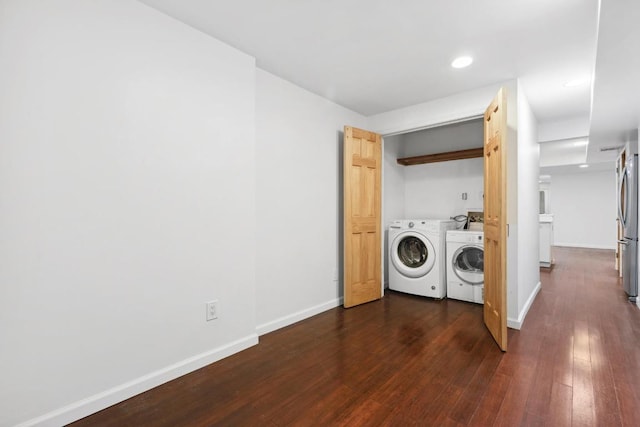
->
[255,298,343,336]
[507,281,541,330]
[255,67,366,333]
[507,282,542,330]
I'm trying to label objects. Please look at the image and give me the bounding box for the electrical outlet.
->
[206,300,218,321]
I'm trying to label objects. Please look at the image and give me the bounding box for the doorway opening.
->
[382,117,485,289]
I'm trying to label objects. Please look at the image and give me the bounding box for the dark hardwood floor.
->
[72,247,640,426]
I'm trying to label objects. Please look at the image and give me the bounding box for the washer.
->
[446,230,484,304]
[388,219,456,298]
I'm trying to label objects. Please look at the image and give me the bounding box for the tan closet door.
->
[483,89,508,351]
[343,126,382,308]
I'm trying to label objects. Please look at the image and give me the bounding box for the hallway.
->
[73,247,640,426]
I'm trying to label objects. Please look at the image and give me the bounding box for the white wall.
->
[505,80,520,326]
[624,130,639,155]
[398,119,484,220]
[515,82,541,326]
[551,170,617,249]
[383,135,405,286]
[386,119,484,220]
[383,135,406,225]
[0,1,257,426]
[403,159,484,219]
[254,69,366,334]
[503,81,541,329]
[400,119,484,156]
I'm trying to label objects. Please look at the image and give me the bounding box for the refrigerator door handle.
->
[618,166,628,227]
[618,240,629,245]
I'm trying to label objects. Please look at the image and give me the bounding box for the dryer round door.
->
[452,245,484,285]
[391,231,436,278]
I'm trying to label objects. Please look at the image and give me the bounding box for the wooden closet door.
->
[483,89,508,351]
[343,126,382,308]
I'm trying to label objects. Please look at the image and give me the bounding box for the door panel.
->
[344,126,382,308]
[483,89,508,351]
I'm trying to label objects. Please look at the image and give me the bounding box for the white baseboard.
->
[256,297,343,336]
[507,281,541,330]
[17,334,259,427]
[554,243,616,250]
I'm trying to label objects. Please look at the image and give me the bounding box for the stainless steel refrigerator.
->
[619,153,639,302]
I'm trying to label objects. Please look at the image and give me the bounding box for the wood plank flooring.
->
[72,247,640,426]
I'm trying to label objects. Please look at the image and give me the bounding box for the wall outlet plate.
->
[206,300,218,321]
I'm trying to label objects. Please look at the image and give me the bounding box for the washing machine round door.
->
[391,231,436,278]
[452,245,484,284]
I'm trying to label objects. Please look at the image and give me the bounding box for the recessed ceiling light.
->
[564,78,590,88]
[451,56,473,69]
[579,164,589,168]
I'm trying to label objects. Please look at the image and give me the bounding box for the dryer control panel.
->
[446,230,484,244]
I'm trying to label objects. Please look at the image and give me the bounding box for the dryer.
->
[446,230,484,304]
[388,219,456,299]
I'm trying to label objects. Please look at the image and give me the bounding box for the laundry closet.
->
[382,118,485,292]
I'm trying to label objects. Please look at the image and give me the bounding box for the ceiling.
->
[138,0,639,165]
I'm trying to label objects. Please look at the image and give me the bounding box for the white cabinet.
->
[540,214,554,267]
